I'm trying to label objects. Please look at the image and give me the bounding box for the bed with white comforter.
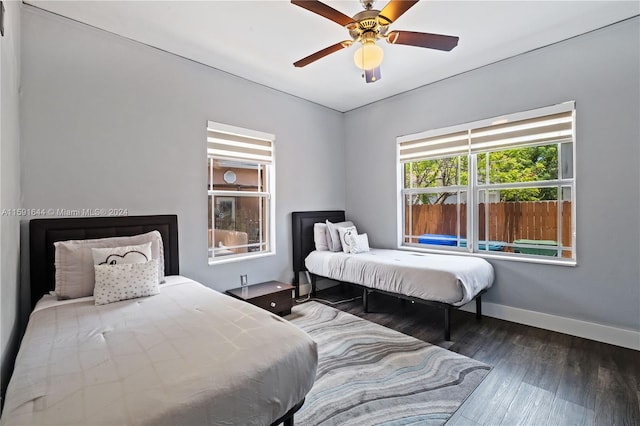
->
[292,210,496,340]
[305,249,494,306]
[1,276,317,426]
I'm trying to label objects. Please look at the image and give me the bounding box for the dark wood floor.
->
[306,285,640,426]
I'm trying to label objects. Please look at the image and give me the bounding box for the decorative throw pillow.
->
[54,231,165,299]
[94,259,160,305]
[91,242,152,266]
[338,226,358,253]
[325,220,354,252]
[313,223,329,251]
[350,233,371,254]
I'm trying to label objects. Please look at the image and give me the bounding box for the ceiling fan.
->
[292,0,459,83]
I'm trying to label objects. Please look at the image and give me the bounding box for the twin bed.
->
[292,210,494,340]
[2,215,316,426]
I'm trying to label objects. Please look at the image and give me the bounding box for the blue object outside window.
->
[418,234,505,251]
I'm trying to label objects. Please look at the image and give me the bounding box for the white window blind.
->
[398,130,469,162]
[207,121,274,164]
[469,111,573,153]
[398,102,575,162]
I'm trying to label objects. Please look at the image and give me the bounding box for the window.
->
[207,121,275,263]
[398,102,576,264]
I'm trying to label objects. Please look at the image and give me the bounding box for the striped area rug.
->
[288,301,490,426]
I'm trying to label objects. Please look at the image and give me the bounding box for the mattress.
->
[305,249,494,306]
[1,276,317,426]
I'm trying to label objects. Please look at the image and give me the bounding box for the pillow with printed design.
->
[93,259,160,305]
[91,242,153,266]
[338,226,358,253]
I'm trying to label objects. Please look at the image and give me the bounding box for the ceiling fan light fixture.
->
[353,41,384,71]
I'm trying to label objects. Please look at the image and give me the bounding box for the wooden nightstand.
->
[226,281,295,316]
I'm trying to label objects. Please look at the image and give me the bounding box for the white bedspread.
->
[1,276,317,426]
[305,249,494,306]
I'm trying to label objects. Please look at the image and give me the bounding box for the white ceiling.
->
[25,1,639,112]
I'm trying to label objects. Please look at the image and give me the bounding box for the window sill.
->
[397,245,577,267]
[208,251,275,266]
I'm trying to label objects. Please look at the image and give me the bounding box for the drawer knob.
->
[270,302,276,308]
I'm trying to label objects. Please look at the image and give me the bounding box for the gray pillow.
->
[54,231,165,299]
[325,220,354,252]
[314,223,330,251]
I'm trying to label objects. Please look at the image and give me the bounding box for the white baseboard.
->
[297,280,639,350]
[298,283,311,296]
[297,280,339,297]
[460,302,640,351]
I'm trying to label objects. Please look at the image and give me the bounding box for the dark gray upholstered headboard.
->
[29,215,179,308]
[291,210,345,295]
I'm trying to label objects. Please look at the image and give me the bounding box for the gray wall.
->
[16,6,640,339]
[0,0,22,400]
[20,7,345,297]
[344,17,640,331]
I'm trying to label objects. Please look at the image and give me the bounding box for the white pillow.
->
[325,220,354,252]
[91,242,152,266]
[94,259,160,306]
[350,233,370,254]
[54,231,165,299]
[313,223,329,251]
[338,226,358,253]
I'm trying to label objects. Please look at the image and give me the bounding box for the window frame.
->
[396,102,577,266]
[207,121,276,265]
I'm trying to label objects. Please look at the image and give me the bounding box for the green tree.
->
[407,144,558,204]
[405,156,468,204]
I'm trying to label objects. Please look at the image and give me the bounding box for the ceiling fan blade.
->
[378,0,419,25]
[293,41,352,68]
[291,0,355,27]
[387,30,459,51]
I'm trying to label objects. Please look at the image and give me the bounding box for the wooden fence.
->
[406,201,572,248]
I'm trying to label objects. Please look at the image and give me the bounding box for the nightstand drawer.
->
[250,289,293,315]
[226,281,295,316]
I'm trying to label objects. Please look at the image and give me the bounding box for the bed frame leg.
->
[476,295,482,320]
[272,398,303,426]
[293,272,300,299]
[363,289,369,313]
[311,274,317,297]
[444,307,452,341]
